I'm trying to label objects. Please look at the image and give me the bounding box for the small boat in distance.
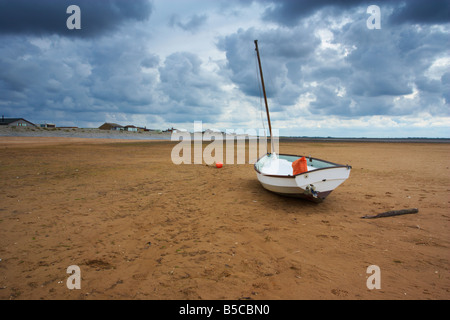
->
[253,40,351,202]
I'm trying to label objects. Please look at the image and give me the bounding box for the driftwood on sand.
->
[361,208,419,219]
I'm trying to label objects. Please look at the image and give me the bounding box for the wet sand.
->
[0,137,449,300]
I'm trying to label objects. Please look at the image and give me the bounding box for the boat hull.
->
[256,173,331,202]
[254,154,351,202]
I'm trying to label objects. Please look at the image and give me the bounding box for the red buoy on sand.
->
[216,162,223,168]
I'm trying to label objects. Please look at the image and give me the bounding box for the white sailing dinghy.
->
[253,40,351,202]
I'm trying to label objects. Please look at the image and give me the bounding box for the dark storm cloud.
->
[389,0,450,25]
[336,14,449,115]
[0,32,162,127]
[158,52,224,122]
[0,0,153,37]
[261,0,450,26]
[217,27,320,104]
[261,0,370,26]
[336,20,415,98]
[217,0,449,119]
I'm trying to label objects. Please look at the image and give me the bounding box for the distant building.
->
[0,116,36,127]
[40,123,56,128]
[99,122,124,131]
[124,125,139,132]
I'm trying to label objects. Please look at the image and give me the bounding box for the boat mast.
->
[254,40,274,154]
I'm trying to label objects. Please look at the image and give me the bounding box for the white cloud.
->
[425,56,450,80]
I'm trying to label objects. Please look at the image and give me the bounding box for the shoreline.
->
[279,136,450,143]
[1,126,449,144]
[0,126,173,141]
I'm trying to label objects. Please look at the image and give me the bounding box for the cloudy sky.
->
[0,0,449,137]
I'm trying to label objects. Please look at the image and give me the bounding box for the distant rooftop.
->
[0,117,36,126]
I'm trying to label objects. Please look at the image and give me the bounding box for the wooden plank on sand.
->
[361,208,419,219]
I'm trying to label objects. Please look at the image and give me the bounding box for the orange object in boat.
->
[292,156,308,175]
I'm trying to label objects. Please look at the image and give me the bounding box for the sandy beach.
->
[0,135,449,300]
